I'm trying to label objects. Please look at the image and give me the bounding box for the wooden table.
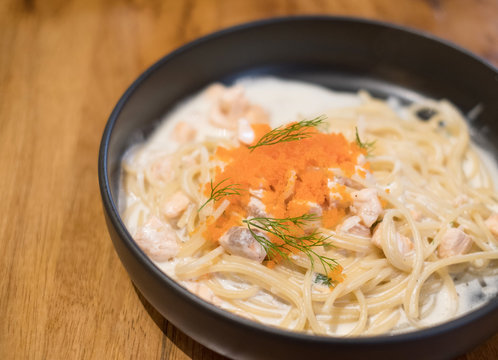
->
[1,0,497,359]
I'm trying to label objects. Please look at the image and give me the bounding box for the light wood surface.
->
[1,0,498,359]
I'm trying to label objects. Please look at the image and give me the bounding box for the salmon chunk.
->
[208,84,269,129]
[134,217,179,262]
[147,155,174,183]
[351,188,382,227]
[438,228,473,258]
[371,224,413,255]
[219,227,267,262]
[172,121,197,143]
[163,191,190,218]
[247,197,268,218]
[485,213,498,236]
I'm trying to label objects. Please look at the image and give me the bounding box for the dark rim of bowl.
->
[98,15,498,346]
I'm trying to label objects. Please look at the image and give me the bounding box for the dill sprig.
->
[248,115,327,151]
[314,273,333,287]
[242,214,339,274]
[355,127,375,153]
[198,178,244,212]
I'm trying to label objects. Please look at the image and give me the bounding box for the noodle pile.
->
[121,78,498,336]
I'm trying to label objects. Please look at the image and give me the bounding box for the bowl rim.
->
[98,14,498,346]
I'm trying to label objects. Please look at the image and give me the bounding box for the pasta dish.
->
[120,77,498,336]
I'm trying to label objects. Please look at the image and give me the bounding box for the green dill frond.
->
[242,214,339,274]
[355,127,376,154]
[314,273,333,286]
[248,115,327,151]
[198,178,244,212]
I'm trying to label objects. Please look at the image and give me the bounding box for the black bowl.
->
[98,16,498,360]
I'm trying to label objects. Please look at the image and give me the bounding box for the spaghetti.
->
[120,77,498,336]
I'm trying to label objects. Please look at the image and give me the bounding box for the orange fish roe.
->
[322,208,346,229]
[328,264,345,284]
[202,122,371,280]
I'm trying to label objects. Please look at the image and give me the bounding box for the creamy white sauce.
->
[133,76,498,335]
[144,77,361,154]
[240,77,361,127]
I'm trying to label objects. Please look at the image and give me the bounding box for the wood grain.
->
[1,0,497,359]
